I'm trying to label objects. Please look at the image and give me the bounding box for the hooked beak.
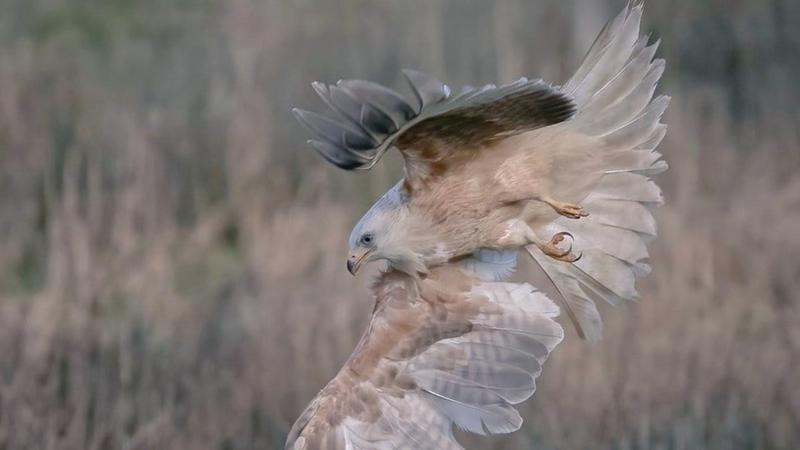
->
[347,248,372,276]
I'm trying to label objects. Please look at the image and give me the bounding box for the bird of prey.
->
[294,0,667,340]
[288,1,667,448]
[284,264,564,449]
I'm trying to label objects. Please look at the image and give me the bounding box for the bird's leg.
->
[494,219,581,263]
[538,195,588,219]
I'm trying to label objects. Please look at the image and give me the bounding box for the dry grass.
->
[0,0,798,449]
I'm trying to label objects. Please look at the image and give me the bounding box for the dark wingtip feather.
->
[311,81,329,99]
[309,140,367,170]
[291,108,315,132]
[295,71,578,171]
[337,79,417,123]
[293,108,377,153]
[402,69,450,111]
[360,102,397,136]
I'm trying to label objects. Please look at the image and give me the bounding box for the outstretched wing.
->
[524,0,667,340]
[293,70,576,189]
[395,0,666,341]
[285,266,563,450]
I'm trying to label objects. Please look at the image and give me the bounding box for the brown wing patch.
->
[398,88,574,151]
[396,87,575,189]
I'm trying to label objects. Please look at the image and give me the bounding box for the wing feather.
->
[294,72,576,190]
[285,267,563,449]
[294,0,667,348]
[524,0,667,340]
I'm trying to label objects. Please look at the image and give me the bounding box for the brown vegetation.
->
[0,0,798,448]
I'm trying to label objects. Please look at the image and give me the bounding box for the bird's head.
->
[346,183,427,277]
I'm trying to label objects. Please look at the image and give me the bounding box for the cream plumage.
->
[288,1,667,448]
[284,265,564,450]
[295,0,667,340]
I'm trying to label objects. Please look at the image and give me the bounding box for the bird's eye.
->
[360,233,374,246]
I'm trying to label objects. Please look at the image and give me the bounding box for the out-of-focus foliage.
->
[0,0,798,449]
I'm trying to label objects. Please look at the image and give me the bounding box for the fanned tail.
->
[528,0,668,340]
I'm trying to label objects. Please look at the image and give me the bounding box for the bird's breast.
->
[411,202,523,266]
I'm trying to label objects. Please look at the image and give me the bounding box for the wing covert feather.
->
[294,72,576,193]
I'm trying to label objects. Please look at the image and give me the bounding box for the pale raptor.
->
[288,1,668,448]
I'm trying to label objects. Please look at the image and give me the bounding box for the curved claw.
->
[551,231,573,245]
[558,251,582,263]
[540,232,580,263]
[550,249,581,263]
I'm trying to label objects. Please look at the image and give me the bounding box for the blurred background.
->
[0,0,799,449]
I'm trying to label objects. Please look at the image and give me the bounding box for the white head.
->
[346,182,427,276]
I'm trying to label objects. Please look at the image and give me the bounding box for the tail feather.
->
[603,149,666,175]
[529,0,667,340]
[635,124,668,152]
[527,249,605,341]
[583,200,657,236]
[579,58,665,135]
[580,38,659,115]
[598,95,670,150]
[564,0,644,105]
[592,172,663,203]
